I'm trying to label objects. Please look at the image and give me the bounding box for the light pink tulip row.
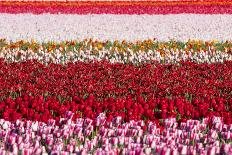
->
[2,14,232,42]
[0,112,231,155]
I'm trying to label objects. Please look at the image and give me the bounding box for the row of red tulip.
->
[0,59,231,102]
[1,94,231,124]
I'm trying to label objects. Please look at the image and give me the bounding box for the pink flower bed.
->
[1,4,232,14]
[0,112,232,154]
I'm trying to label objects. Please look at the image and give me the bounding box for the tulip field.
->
[0,0,232,155]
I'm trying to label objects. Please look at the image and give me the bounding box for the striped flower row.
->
[1,0,232,14]
[2,14,232,42]
[0,112,231,155]
[1,39,232,64]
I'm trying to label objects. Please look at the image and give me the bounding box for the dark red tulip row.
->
[0,59,231,102]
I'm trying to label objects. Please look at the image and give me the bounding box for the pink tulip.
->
[144,147,151,155]
[61,151,69,155]
[12,144,18,155]
[170,148,178,155]
[128,150,135,155]
[0,150,6,155]
[180,145,187,155]
[67,144,74,153]
[34,147,42,154]
[22,149,31,155]
[95,148,103,155]
[102,137,109,145]
[118,136,125,145]
[107,129,115,137]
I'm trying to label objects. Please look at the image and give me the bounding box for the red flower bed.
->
[0,59,231,101]
[0,95,232,124]
[0,59,231,124]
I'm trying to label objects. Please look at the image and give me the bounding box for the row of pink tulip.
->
[0,111,231,155]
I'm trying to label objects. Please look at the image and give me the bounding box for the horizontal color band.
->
[1,14,232,42]
[1,5,232,14]
[1,1,232,6]
[0,0,227,2]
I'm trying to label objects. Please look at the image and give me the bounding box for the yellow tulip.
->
[97,43,103,50]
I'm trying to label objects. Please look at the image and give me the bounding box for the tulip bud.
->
[210,130,218,139]
[12,144,18,155]
[34,147,42,155]
[180,145,187,155]
[0,150,6,155]
[32,122,38,132]
[2,122,8,130]
[151,141,156,149]
[60,151,69,155]
[207,147,216,155]
[118,136,124,145]
[8,135,16,145]
[95,118,101,127]
[22,149,30,155]
[67,144,74,153]
[112,137,118,146]
[221,144,230,154]
[95,148,103,155]
[144,147,151,155]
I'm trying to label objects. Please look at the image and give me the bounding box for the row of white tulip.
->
[0,112,231,155]
[1,47,231,64]
[1,14,232,42]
